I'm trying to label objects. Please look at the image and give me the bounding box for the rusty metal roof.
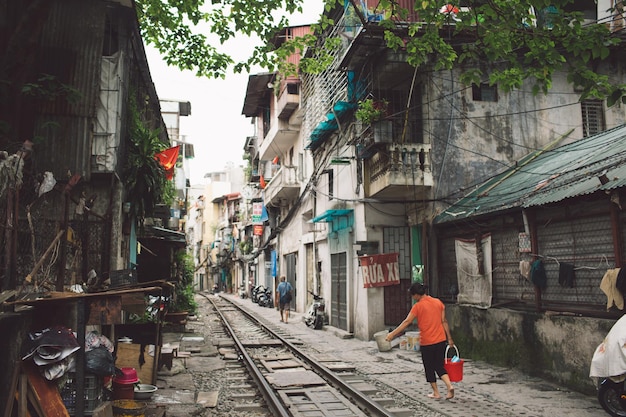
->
[434,124,626,224]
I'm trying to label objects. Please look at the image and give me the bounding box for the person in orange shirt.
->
[386,282,455,399]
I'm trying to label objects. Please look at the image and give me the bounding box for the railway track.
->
[201,293,408,416]
[165,292,603,417]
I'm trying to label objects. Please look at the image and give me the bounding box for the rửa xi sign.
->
[359,253,400,288]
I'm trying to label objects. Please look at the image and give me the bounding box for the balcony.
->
[264,166,300,207]
[364,143,432,199]
[277,82,300,120]
[258,118,299,161]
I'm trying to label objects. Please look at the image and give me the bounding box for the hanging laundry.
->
[558,262,575,288]
[600,268,624,311]
[519,260,531,281]
[616,267,626,295]
[530,259,547,290]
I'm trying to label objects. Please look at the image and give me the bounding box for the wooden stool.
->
[176,351,191,368]
[160,348,174,370]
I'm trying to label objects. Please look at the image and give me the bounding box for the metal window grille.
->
[581,99,605,137]
[472,83,498,102]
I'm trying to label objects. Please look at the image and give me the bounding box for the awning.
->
[306,101,357,151]
[242,72,275,117]
[310,209,353,223]
[140,226,187,245]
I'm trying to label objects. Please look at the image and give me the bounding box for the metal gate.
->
[330,252,347,330]
[383,227,412,325]
[285,252,297,309]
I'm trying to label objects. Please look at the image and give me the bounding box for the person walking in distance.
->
[386,282,455,400]
[276,276,293,323]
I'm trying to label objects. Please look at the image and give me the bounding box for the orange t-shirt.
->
[409,295,446,346]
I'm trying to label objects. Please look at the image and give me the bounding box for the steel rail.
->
[206,295,291,417]
[222,295,396,417]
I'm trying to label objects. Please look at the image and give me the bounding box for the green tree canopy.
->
[136,0,317,77]
[139,0,625,103]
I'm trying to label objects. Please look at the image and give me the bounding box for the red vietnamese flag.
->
[155,145,180,180]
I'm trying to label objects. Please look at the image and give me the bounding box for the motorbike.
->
[238,284,247,299]
[591,315,626,416]
[251,285,264,304]
[303,290,327,330]
[257,286,273,308]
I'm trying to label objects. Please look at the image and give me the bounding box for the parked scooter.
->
[590,315,626,416]
[251,285,264,304]
[303,290,327,330]
[257,286,273,308]
[238,284,247,299]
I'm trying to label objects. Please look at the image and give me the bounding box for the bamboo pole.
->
[24,230,64,285]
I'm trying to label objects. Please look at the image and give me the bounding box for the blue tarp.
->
[307,101,357,150]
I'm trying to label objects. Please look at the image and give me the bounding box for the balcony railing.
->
[264,165,300,207]
[364,143,432,199]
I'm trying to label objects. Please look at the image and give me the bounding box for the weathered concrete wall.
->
[446,305,617,395]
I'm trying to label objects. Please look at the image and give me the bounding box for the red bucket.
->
[444,345,464,382]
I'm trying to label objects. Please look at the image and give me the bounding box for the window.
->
[581,99,605,137]
[286,83,299,95]
[472,83,498,102]
[323,169,334,200]
[298,153,304,181]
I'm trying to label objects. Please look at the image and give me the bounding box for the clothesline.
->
[527,253,612,270]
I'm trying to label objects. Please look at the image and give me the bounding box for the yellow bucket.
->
[112,400,147,417]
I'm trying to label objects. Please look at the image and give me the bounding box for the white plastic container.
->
[406,331,420,351]
[399,336,408,350]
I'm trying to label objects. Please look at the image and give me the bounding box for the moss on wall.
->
[447,304,613,396]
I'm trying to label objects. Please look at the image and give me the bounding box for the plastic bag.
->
[85,345,115,376]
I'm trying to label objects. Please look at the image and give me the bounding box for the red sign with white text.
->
[359,253,400,288]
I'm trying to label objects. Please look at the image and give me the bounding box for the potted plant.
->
[123,94,174,227]
[355,98,389,125]
[165,251,198,323]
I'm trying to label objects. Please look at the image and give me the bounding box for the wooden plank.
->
[23,362,70,417]
[87,296,122,325]
[115,343,155,385]
[18,373,28,417]
[265,370,326,388]
[3,362,20,417]
[0,290,17,304]
[260,359,304,372]
[8,286,167,306]
[119,293,147,316]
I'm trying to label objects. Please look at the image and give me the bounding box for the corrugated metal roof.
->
[435,124,626,224]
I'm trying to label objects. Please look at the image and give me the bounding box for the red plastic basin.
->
[113,367,139,384]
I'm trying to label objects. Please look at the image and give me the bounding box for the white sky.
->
[145,1,323,185]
